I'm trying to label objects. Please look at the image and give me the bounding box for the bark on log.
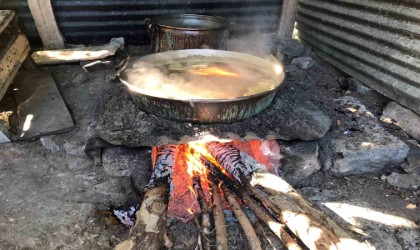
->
[250,170,373,250]
[114,184,169,250]
[222,186,262,250]
[209,175,228,250]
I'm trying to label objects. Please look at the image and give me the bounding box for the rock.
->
[63,141,86,156]
[405,140,420,174]
[291,57,314,69]
[275,37,309,57]
[277,140,321,186]
[67,155,93,170]
[382,102,420,141]
[39,135,60,152]
[347,78,372,94]
[329,97,409,176]
[272,97,333,140]
[102,147,151,181]
[386,172,420,190]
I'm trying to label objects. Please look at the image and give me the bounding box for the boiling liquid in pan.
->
[123,58,278,100]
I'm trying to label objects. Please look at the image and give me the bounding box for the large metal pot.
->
[145,14,229,52]
[119,49,285,124]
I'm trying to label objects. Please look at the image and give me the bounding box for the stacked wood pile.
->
[116,142,373,250]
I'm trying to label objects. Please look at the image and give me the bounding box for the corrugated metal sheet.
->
[296,0,420,115]
[0,0,281,45]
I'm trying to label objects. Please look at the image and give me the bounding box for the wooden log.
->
[222,186,262,250]
[204,160,303,250]
[31,44,119,65]
[277,0,299,39]
[28,0,65,49]
[250,169,373,250]
[114,184,169,250]
[192,175,211,250]
[208,175,228,250]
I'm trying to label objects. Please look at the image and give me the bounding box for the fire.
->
[189,66,239,77]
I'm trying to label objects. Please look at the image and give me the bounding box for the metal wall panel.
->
[296,0,420,115]
[0,0,281,45]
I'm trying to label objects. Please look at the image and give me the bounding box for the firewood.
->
[146,144,178,189]
[208,175,228,250]
[204,160,303,250]
[114,184,169,250]
[221,186,262,250]
[206,143,371,250]
[250,169,373,250]
[192,175,211,250]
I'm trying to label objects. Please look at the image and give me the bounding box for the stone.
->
[329,97,409,176]
[277,140,321,186]
[63,141,86,156]
[291,57,315,69]
[67,155,93,170]
[405,140,420,174]
[102,146,151,180]
[40,135,60,152]
[382,102,420,141]
[386,173,420,190]
[347,78,372,94]
[275,37,309,57]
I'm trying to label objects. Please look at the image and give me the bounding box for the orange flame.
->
[189,66,239,77]
[187,208,194,214]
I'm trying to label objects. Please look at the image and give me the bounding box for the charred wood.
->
[221,186,262,250]
[146,144,178,189]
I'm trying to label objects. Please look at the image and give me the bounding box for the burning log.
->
[192,175,211,250]
[221,186,262,250]
[114,184,169,250]
[203,160,302,250]
[207,142,371,250]
[208,175,228,250]
[146,144,178,189]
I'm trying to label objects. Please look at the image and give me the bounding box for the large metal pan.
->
[119,49,285,124]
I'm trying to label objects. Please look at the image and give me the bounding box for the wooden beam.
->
[0,35,30,101]
[28,0,65,49]
[277,0,300,39]
[0,10,15,34]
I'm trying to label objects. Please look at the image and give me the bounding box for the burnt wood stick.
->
[146,144,178,189]
[208,175,228,250]
[192,175,211,250]
[221,186,262,250]
[204,160,303,250]
[114,184,169,250]
[250,169,372,250]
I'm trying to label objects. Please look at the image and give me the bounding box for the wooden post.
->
[277,0,300,39]
[28,0,65,49]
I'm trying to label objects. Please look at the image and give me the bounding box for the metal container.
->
[119,49,285,124]
[145,14,229,52]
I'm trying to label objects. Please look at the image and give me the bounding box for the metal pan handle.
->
[144,18,159,52]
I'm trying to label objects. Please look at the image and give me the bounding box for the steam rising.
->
[121,56,277,100]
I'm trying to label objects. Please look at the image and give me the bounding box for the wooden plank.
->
[27,0,65,49]
[0,36,30,101]
[0,10,14,34]
[31,44,119,65]
[277,0,299,38]
[13,69,74,140]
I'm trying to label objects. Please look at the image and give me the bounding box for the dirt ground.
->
[0,45,419,249]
